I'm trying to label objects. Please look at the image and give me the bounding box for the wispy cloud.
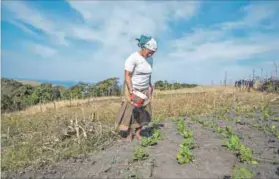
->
[168,2,279,64]
[2,1,70,46]
[220,2,279,30]
[1,1,279,84]
[28,43,57,58]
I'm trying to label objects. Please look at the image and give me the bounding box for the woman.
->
[115,35,158,141]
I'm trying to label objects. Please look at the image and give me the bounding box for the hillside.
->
[14,79,42,86]
[1,78,199,113]
[1,78,24,96]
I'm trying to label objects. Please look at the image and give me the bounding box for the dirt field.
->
[1,88,279,179]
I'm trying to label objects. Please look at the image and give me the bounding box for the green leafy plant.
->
[176,117,195,164]
[232,166,254,179]
[176,118,185,134]
[226,136,257,164]
[215,126,222,133]
[225,126,234,137]
[140,128,163,147]
[180,138,194,149]
[181,129,193,139]
[262,110,270,120]
[239,144,253,163]
[176,145,194,164]
[140,137,157,147]
[152,129,163,141]
[133,147,149,161]
[261,107,273,120]
[226,135,241,151]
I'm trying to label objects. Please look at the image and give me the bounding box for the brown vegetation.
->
[1,86,278,173]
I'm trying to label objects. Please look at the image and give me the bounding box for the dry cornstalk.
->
[75,115,80,144]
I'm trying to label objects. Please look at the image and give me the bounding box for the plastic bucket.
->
[130,90,147,107]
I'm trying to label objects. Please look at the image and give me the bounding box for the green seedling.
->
[271,125,277,132]
[176,145,194,164]
[261,107,273,120]
[226,135,241,151]
[176,119,185,134]
[220,128,229,137]
[239,144,253,163]
[215,126,222,133]
[180,138,195,149]
[262,111,270,120]
[140,128,163,147]
[133,147,149,161]
[181,129,193,139]
[273,117,279,121]
[140,137,157,147]
[225,126,234,137]
[232,166,254,179]
[152,129,163,141]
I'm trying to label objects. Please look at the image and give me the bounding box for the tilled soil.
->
[150,120,236,178]
[3,99,278,179]
[196,104,279,179]
[3,119,239,179]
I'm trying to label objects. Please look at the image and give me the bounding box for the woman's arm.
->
[125,70,134,94]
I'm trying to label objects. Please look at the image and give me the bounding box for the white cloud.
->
[156,2,279,84]
[28,43,57,58]
[2,1,69,46]
[220,2,279,30]
[168,2,279,63]
[169,34,279,63]
[2,1,279,85]
[67,1,200,44]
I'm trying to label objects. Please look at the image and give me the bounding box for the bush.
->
[258,78,279,92]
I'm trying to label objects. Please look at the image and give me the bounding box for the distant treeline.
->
[1,78,198,113]
[154,80,198,90]
[1,77,121,113]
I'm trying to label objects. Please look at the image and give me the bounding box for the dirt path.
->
[3,119,239,179]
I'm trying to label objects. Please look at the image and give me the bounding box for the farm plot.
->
[2,90,278,179]
[190,99,279,178]
[3,119,240,179]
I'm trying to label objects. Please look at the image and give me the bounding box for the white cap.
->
[144,38,157,52]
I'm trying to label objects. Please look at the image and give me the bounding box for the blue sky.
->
[1,0,279,85]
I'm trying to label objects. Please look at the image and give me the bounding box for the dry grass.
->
[1,86,278,172]
[7,85,232,116]
[154,85,235,95]
[14,79,41,86]
[12,96,122,116]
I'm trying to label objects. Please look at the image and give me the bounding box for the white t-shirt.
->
[124,51,153,90]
